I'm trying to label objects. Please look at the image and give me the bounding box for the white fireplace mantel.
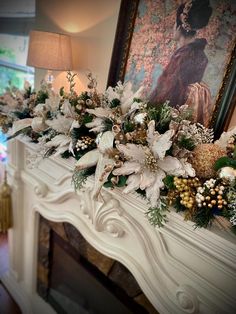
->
[1,137,236,314]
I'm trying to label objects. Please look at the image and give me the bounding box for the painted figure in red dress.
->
[149,0,213,126]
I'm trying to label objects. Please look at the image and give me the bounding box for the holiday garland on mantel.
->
[0,73,236,233]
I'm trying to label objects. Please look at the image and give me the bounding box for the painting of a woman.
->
[149,0,213,125]
[122,0,236,127]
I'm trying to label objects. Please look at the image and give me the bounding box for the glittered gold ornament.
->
[189,144,226,179]
[218,166,236,183]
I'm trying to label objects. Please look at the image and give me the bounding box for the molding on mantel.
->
[3,137,236,314]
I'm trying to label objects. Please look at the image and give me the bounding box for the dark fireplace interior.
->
[37,216,158,314]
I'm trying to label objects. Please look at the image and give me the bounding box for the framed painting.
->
[108,0,236,137]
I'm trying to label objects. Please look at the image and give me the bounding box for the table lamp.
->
[27,30,73,86]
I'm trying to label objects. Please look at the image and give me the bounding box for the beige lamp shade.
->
[27,30,72,71]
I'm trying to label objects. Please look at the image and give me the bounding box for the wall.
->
[35,0,121,93]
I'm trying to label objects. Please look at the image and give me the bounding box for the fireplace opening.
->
[37,216,159,314]
[49,232,146,314]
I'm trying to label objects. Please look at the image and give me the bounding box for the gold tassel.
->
[0,170,13,233]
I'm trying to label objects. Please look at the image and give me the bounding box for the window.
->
[0,34,34,94]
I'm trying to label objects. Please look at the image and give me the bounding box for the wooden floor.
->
[0,233,22,314]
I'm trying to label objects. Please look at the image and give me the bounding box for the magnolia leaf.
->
[86,107,111,118]
[214,157,236,171]
[31,117,48,133]
[45,134,71,148]
[12,118,33,134]
[86,117,105,133]
[75,149,99,170]
[97,131,114,153]
[46,115,73,134]
[61,99,76,118]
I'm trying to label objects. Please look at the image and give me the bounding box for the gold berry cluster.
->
[76,136,94,151]
[126,128,147,144]
[196,179,227,209]
[173,177,201,209]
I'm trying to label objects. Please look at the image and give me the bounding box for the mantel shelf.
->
[17,135,236,246]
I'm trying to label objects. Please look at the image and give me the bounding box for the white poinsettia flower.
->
[75,131,114,199]
[86,107,114,134]
[113,122,195,207]
[105,86,120,102]
[120,84,144,114]
[2,94,18,109]
[128,101,143,114]
[215,126,236,149]
[86,82,144,134]
[105,81,144,114]
[179,158,196,177]
[61,99,76,118]
[86,107,112,119]
[147,120,174,159]
[45,93,60,111]
[46,114,74,134]
[86,117,105,133]
[34,103,51,118]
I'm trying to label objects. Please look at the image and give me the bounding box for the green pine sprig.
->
[147,103,172,133]
[72,166,96,190]
[178,136,195,151]
[146,198,169,227]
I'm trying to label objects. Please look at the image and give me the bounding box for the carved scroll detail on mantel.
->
[34,182,48,198]
[25,148,43,170]
[78,187,126,238]
[176,285,199,314]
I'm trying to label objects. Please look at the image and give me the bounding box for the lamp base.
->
[44,70,54,89]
